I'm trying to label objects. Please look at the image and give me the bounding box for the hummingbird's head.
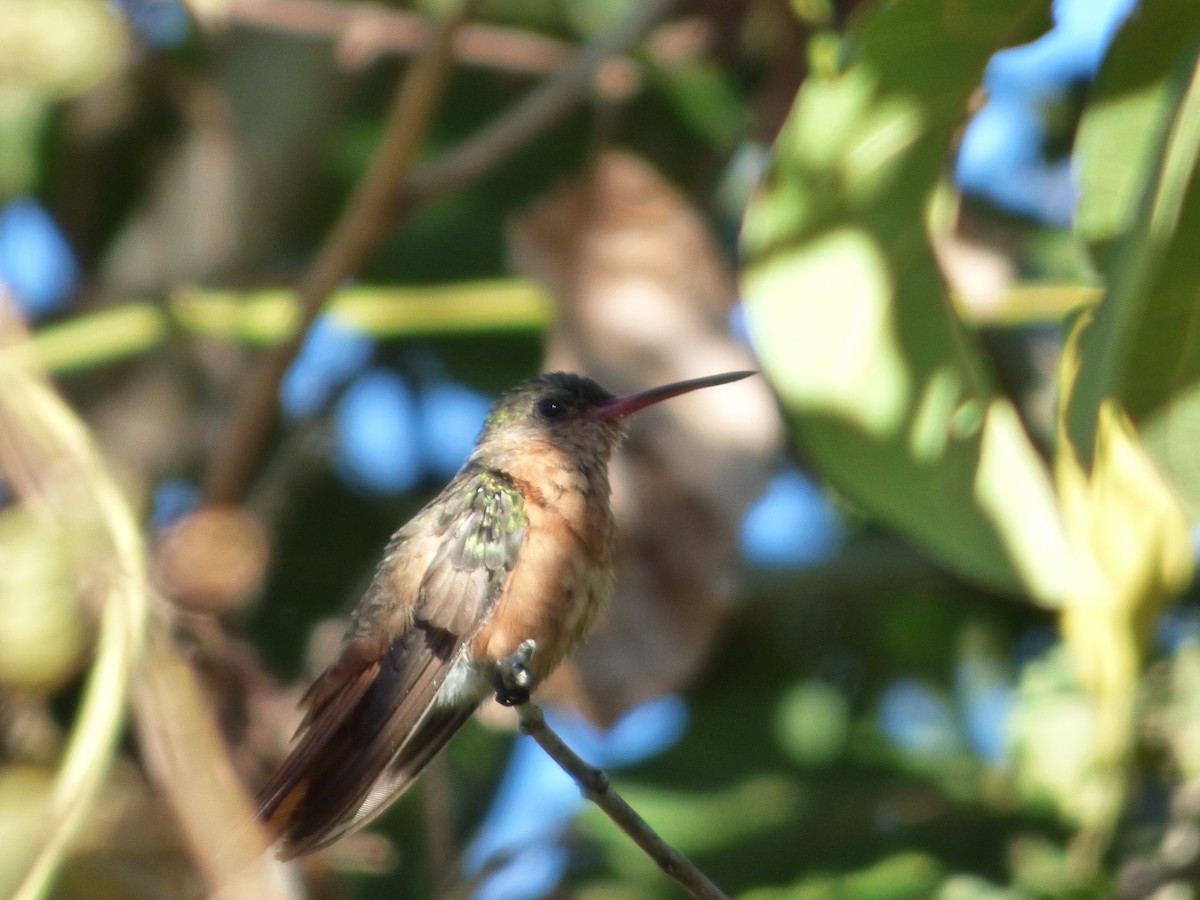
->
[473,370,755,465]
[476,373,622,463]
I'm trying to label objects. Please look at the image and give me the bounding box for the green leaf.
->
[1074,0,1200,259]
[774,680,851,767]
[741,0,1068,603]
[1068,6,1200,514]
[740,852,944,900]
[649,58,746,148]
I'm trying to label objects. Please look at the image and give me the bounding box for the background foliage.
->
[3,0,1200,898]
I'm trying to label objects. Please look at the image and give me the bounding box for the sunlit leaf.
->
[1051,5,1200,854]
[1053,332,1193,846]
[1068,6,1200,513]
[1074,0,1200,259]
[741,0,1068,603]
[1056,397,1193,695]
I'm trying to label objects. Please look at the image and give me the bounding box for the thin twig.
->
[227,0,574,74]
[513,702,730,900]
[402,0,675,207]
[202,0,482,504]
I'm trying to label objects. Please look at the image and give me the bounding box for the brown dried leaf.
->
[508,150,782,725]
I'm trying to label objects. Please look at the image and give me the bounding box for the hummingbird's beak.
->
[593,370,756,420]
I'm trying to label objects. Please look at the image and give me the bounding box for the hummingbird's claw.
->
[494,640,537,706]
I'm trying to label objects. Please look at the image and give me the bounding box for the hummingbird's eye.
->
[534,397,567,420]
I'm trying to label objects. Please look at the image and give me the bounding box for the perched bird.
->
[255,370,754,858]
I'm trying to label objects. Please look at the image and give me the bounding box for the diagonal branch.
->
[513,701,730,900]
[403,0,674,208]
[202,0,483,504]
[202,0,672,505]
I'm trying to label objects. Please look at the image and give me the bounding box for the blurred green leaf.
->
[741,852,944,900]
[1056,392,1193,695]
[935,874,1020,900]
[0,0,126,194]
[790,0,835,29]
[1007,646,1097,823]
[1050,3,1200,854]
[649,59,746,148]
[1052,388,1192,851]
[0,767,54,900]
[0,90,50,197]
[1068,6,1200,514]
[0,509,86,689]
[1167,639,1200,779]
[1007,834,1097,898]
[582,775,805,863]
[774,680,851,767]
[741,0,1069,603]
[1074,1,1200,258]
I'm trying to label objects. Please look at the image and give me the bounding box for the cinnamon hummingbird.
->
[255,369,754,858]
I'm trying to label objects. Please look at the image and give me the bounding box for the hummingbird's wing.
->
[256,467,526,858]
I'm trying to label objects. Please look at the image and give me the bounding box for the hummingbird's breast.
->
[471,446,616,681]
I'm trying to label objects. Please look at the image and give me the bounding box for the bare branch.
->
[201,0,670,505]
[513,701,730,900]
[202,0,482,504]
[402,0,674,207]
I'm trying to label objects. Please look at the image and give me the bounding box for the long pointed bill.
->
[593,370,756,420]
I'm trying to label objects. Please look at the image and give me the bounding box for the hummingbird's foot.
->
[494,639,537,707]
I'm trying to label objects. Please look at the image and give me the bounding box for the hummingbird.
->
[255,369,754,858]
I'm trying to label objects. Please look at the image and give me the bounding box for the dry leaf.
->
[508,150,782,725]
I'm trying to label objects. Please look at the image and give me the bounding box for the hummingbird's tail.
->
[264,704,474,859]
[255,629,473,859]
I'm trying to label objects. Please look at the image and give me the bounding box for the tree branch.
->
[402,0,674,207]
[513,701,730,900]
[201,0,670,504]
[201,0,482,504]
